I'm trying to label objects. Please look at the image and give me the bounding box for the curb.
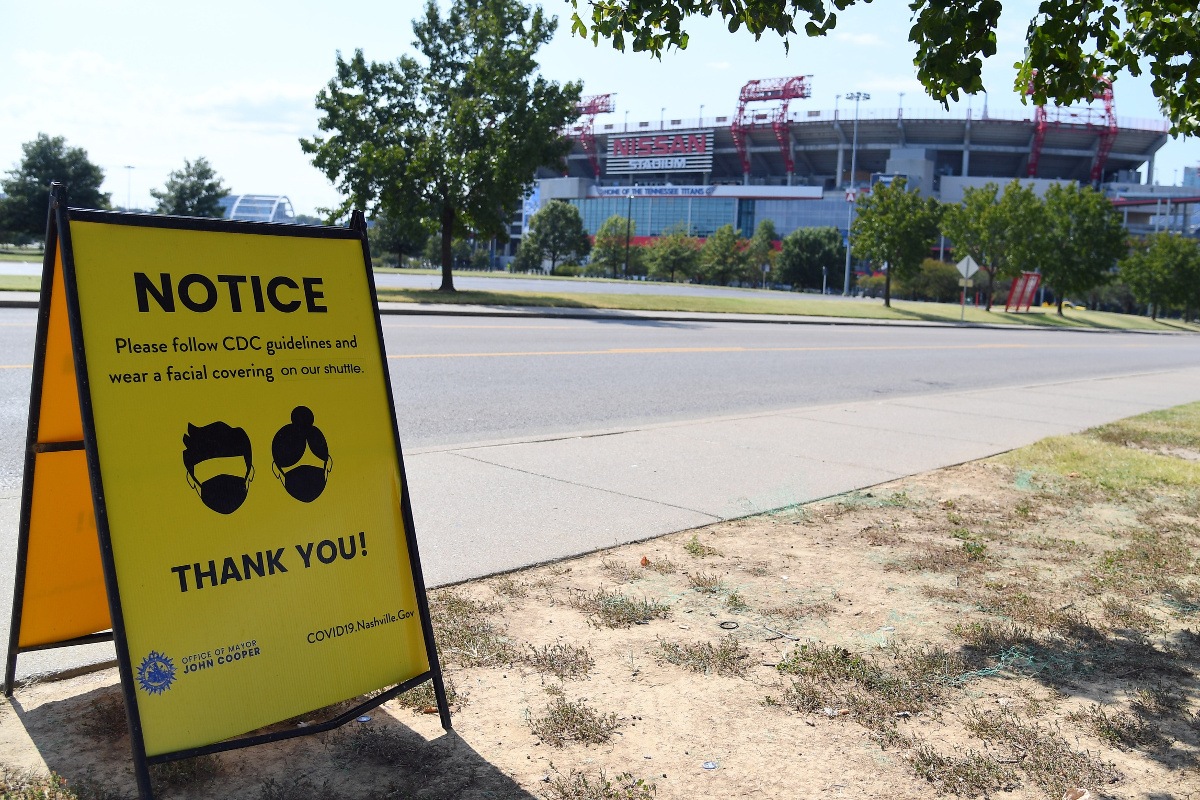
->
[0,291,1188,335]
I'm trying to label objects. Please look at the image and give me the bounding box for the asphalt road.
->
[5,306,1200,681]
[1,308,1199,493]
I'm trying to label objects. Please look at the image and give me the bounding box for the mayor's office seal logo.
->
[137,651,177,695]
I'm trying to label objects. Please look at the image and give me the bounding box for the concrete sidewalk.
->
[405,366,1200,587]
[5,366,1200,682]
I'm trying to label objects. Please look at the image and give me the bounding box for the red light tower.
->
[730,76,812,181]
[1026,76,1117,185]
[571,94,616,179]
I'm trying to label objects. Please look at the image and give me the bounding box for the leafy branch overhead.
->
[568,0,1200,134]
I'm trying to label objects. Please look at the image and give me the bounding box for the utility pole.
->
[623,191,633,279]
[842,92,869,295]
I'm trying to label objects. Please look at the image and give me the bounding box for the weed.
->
[641,557,678,575]
[1015,499,1034,518]
[491,576,529,598]
[1068,703,1162,749]
[526,642,595,680]
[428,589,516,667]
[994,434,1200,500]
[1088,403,1200,452]
[890,541,985,573]
[1101,597,1162,634]
[542,766,656,800]
[779,677,826,712]
[952,619,1038,663]
[906,742,1017,795]
[1130,684,1182,717]
[393,675,462,712]
[961,540,988,561]
[601,558,639,583]
[332,725,419,768]
[150,755,220,790]
[1097,530,1196,589]
[0,767,78,799]
[744,562,772,576]
[569,588,671,628]
[77,693,128,739]
[724,591,748,611]
[760,600,835,621]
[688,571,725,593]
[528,697,619,747]
[964,708,1123,796]
[258,775,334,800]
[658,635,749,676]
[683,535,720,557]
[774,642,965,729]
[776,642,877,682]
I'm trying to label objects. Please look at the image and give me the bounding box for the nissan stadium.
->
[518,77,1197,253]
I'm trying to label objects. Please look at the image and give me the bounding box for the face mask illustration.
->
[182,422,254,515]
[271,405,332,503]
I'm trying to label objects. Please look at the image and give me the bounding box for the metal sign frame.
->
[4,187,450,798]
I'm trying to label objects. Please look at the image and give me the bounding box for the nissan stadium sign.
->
[606,129,714,175]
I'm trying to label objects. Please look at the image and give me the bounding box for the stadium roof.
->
[561,107,1170,187]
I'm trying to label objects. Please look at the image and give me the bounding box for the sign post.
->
[5,187,449,797]
[956,256,979,321]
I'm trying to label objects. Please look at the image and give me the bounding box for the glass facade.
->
[571,195,854,240]
[754,199,851,237]
[571,197,737,238]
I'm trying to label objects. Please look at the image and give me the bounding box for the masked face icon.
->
[182,422,254,515]
[271,406,332,503]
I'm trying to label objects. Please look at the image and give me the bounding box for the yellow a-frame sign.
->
[4,187,449,799]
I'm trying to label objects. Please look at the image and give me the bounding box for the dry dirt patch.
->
[4,407,1200,799]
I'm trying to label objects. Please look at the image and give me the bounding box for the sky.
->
[2,1,1197,216]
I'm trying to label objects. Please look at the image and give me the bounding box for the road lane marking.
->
[382,323,578,330]
[386,342,1151,360]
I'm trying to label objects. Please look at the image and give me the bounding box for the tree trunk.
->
[439,204,456,292]
[1056,298,1064,317]
[985,269,995,311]
[1151,302,1158,321]
[883,267,892,308]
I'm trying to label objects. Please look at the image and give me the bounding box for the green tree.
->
[591,213,639,278]
[1120,232,1198,320]
[942,180,1043,311]
[570,0,1200,134]
[699,224,745,285]
[302,0,581,292]
[899,259,961,303]
[522,200,591,274]
[744,219,777,287]
[851,178,943,308]
[1037,183,1126,316]
[369,209,429,266]
[778,227,844,291]
[645,227,700,282]
[150,157,227,218]
[0,133,109,242]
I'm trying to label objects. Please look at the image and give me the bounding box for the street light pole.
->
[660,107,665,130]
[623,191,633,279]
[699,104,704,127]
[842,91,869,296]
